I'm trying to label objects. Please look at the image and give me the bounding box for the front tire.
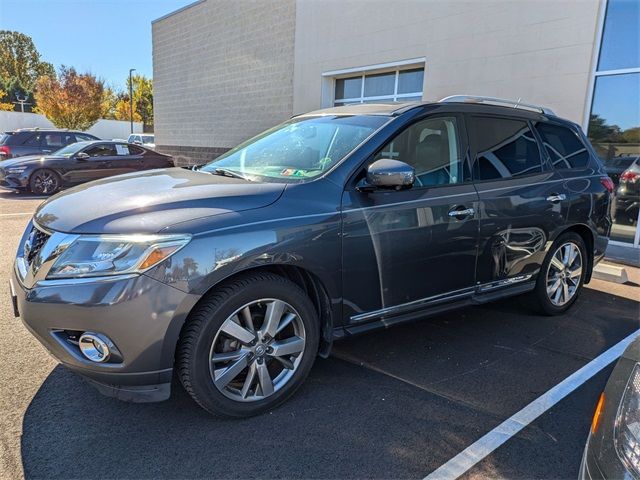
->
[29,169,61,195]
[176,272,319,417]
[529,232,587,315]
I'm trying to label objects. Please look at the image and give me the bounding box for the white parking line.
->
[424,329,640,480]
[0,213,32,217]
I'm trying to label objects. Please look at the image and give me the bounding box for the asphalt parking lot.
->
[1,189,639,479]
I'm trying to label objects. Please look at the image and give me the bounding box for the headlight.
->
[47,234,191,278]
[615,363,640,477]
[6,166,27,175]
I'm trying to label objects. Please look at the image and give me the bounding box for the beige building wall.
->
[153,0,296,164]
[293,0,602,124]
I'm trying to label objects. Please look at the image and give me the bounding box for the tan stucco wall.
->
[153,0,296,151]
[293,0,602,124]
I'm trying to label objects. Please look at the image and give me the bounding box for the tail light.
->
[600,176,615,193]
[0,145,11,158]
[620,170,640,184]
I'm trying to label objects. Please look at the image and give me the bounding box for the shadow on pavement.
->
[20,288,639,479]
[0,190,47,201]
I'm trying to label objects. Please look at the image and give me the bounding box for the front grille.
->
[24,225,50,264]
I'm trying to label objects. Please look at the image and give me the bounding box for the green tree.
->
[34,66,104,130]
[622,127,640,144]
[101,86,119,119]
[129,74,153,131]
[0,89,13,111]
[587,114,622,143]
[0,31,54,93]
[110,74,152,129]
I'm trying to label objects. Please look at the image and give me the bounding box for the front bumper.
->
[0,171,28,190]
[12,267,199,402]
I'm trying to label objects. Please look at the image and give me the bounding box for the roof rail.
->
[439,95,556,116]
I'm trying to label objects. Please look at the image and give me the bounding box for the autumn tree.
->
[114,96,142,123]
[109,74,152,129]
[130,74,153,131]
[0,31,54,92]
[101,87,119,119]
[0,89,13,111]
[35,66,104,130]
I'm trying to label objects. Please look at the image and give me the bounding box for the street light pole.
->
[129,68,136,134]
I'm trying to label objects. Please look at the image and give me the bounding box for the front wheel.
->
[29,169,60,195]
[176,272,319,417]
[529,232,587,315]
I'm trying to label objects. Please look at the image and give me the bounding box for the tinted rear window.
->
[472,116,543,180]
[0,133,11,144]
[535,123,590,169]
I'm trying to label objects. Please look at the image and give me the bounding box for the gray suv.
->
[0,129,99,159]
[11,97,613,417]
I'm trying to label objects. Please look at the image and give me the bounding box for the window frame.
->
[467,114,547,184]
[582,0,640,131]
[328,60,425,106]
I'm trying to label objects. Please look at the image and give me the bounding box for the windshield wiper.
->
[211,167,251,181]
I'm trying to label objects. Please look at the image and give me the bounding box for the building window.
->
[586,0,640,246]
[333,67,424,106]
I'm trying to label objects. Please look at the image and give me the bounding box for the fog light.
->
[78,332,112,363]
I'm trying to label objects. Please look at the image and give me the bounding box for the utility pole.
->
[129,68,136,133]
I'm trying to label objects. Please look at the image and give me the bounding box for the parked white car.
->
[127,133,155,150]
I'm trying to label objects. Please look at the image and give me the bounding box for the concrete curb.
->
[593,263,629,284]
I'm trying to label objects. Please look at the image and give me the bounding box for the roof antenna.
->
[514,97,522,109]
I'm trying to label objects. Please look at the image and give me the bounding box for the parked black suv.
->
[0,128,99,159]
[11,96,613,417]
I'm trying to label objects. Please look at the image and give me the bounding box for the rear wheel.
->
[29,169,60,195]
[529,232,587,315]
[176,272,319,417]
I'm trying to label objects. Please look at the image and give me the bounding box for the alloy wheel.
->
[545,242,583,307]
[32,170,58,194]
[209,299,306,402]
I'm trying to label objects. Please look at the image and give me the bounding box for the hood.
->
[34,168,286,234]
[1,155,60,167]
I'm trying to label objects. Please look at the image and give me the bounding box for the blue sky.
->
[0,0,194,91]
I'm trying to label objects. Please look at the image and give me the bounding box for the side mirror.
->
[363,159,415,190]
[75,152,90,160]
[134,140,142,145]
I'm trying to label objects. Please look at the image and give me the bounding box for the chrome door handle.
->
[448,207,475,218]
[546,194,566,203]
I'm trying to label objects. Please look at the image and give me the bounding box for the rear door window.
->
[23,134,42,146]
[115,144,131,155]
[76,133,95,142]
[42,133,66,149]
[85,144,117,157]
[128,145,145,155]
[471,116,543,180]
[534,123,590,169]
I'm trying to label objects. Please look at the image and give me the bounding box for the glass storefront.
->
[587,0,640,246]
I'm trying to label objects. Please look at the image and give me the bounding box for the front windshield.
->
[202,115,389,182]
[53,141,91,157]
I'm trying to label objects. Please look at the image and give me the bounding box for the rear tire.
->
[176,272,319,417]
[29,168,61,195]
[528,232,587,316]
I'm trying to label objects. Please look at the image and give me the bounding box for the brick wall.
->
[152,0,296,165]
[157,144,230,167]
